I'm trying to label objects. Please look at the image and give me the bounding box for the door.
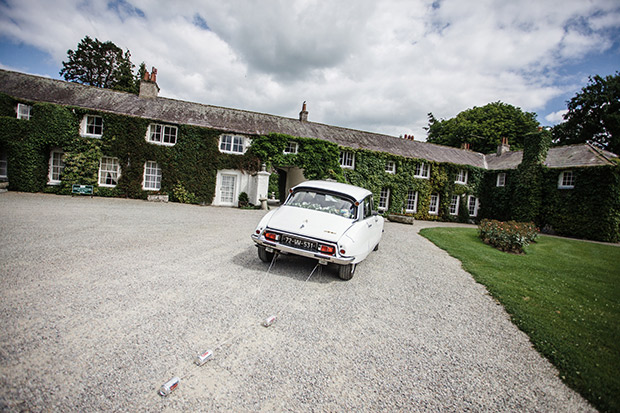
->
[220,174,237,205]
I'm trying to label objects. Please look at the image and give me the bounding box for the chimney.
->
[299,101,308,122]
[403,134,415,141]
[461,143,471,150]
[497,137,510,156]
[139,66,160,98]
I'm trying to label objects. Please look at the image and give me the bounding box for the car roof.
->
[291,180,372,202]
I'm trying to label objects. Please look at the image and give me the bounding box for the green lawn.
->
[419,227,620,413]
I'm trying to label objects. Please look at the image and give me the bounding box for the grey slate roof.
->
[486,144,618,170]
[0,69,616,170]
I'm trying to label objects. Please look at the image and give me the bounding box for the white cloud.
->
[545,109,568,123]
[0,0,618,139]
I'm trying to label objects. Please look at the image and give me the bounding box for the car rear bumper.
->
[251,234,354,265]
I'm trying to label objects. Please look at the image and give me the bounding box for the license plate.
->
[281,235,317,251]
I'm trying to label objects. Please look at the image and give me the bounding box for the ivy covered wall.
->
[1,92,619,241]
[0,93,260,204]
[250,133,484,222]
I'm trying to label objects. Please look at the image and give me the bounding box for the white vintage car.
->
[251,180,384,280]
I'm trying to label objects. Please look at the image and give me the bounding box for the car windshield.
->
[286,190,357,219]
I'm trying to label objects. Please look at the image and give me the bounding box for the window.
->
[339,151,355,169]
[405,190,418,213]
[378,188,390,210]
[558,171,575,189]
[284,141,298,154]
[385,161,396,174]
[415,162,430,179]
[147,124,177,146]
[429,193,439,215]
[468,196,479,217]
[81,115,103,138]
[98,157,121,187]
[0,150,7,179]
[449,195,460,215]
[17,103,32,120]
[219,135,246,154]
[48,149,65,185]
[142,161,161,190]
[363,196,373,219]
[496,173,506,187]
[455,169,468,184]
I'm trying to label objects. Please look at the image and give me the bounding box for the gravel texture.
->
[0,192,594,412]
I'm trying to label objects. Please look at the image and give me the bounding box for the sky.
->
[0,0,619,141]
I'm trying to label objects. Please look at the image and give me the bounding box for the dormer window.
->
[385,161,396,174]
[17,103,32,120]
[455,169,468,184]
[80,115,103,138]
[415,162,430,179]
[147,124,177,146]
[219,134,247,154]
[284,141,298,154]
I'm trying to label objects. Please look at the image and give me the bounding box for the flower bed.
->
[478,219,538,253]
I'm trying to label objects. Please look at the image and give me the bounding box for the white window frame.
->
[558,171,575,189]
[405,190,418,213]
[339,151,355,169]
[142,161,161,191]
[219,134,247,155]
[385,161,396,174]
[17,103,32,120]
[378,188,390,211]
[283,141,298,154]
[429,193,439,215]
[415,162,430,179]
[455,169,468,184]
[0,150,8,179]
[98,156,121,187]
[468,195,479,217]
[147,123,178,146]
[48,149,65,185]
[80,115,103,138]
[496,172,506,187]
[449,195,460,215]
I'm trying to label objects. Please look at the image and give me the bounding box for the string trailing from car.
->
[158,252,321,397]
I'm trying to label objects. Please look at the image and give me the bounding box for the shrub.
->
[238,191,249,207]
[478,219,538,253]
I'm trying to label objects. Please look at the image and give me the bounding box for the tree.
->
[60,36,140,93]
[552,72,620,154]
[425,102,540,154]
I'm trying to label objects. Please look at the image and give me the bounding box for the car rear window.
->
[286,190,357,219]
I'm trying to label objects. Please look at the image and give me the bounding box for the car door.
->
[362,195,383,251]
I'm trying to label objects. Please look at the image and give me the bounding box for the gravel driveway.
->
[0,192,593,412]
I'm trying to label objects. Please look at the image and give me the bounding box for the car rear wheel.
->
[258,246,274,263]
[338,263,356,280]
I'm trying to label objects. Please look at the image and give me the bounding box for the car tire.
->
[258,246,274,263]
[338,263,356,280]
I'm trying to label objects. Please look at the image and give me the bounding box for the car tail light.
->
[339,249,346,255]
[319,244,335,255]
[265,232,279,241]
